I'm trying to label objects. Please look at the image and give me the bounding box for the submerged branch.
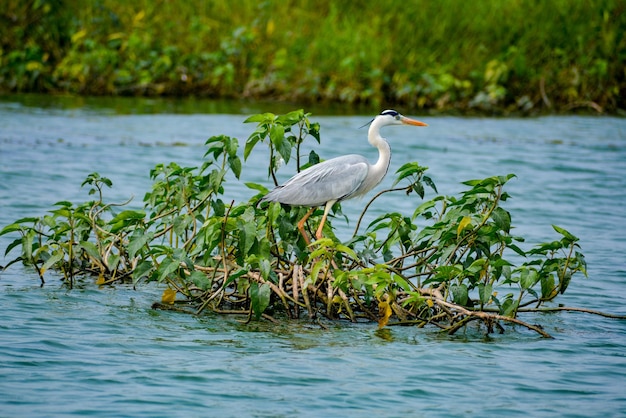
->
[524,306,626,320]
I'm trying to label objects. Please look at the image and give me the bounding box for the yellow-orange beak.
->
[401,116,428,127]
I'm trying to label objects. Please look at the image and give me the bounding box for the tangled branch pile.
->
[1,111,590,337]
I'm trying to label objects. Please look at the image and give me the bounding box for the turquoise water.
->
[1,96,626,417]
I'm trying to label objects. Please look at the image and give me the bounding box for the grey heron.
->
[259,109,427,244]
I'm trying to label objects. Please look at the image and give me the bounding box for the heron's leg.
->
[315,201,335,241]
[297,207,316,245]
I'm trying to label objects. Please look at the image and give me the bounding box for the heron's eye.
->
[395,115,400,120]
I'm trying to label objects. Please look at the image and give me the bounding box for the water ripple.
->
[1,102,626,417]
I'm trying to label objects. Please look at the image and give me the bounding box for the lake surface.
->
[1,95,626,417]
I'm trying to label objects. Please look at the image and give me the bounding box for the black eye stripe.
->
[380,109,399,117]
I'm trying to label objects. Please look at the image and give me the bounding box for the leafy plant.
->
[1,110,599,338]
[243,109,320,183]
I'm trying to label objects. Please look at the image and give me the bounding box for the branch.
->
[352,187,409,237]
[523,306,626,320]
[419,287,553,338]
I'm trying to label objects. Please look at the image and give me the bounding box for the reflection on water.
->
[1,95,626,417]
[0,93,378,116]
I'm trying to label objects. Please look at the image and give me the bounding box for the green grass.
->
[1,0,624,113]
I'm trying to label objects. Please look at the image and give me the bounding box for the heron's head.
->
[361,110,428,129]
[377,109,428,127]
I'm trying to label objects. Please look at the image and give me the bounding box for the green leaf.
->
[245,182,269,194]
[461,178,482,187]
[335,243,358,259]
[528,240,563,255]
[508,243,526,257]
[107,253,120,271]
[157,257,179,282]
[14,217,41,225]
[263,201,281,224]
[51,207,72,218]
[109,210,146,224]
[211,199,226,217]
[308,150,320,166]
[272,125,292,164]
[462,175,512,189]
[133,260,154,284]
[412,200,436,219]
[367,213,399,230]
[308,122,321,143]
[427,264,462,284]
[466,258,486,274]
[541,274,556,299]
[500,297,519,317]
[269,123,285,146]
[491,207,511,232]
[173,215,191,238]
[250,282,271,319]
[1,256,25,271]
[412,182,425,199]
[259,258,271,280]
[228,155,242,179]
[128,231,153,259]
[205,135,228,159]
[4,237,23,257]
[0,223,23,237]
[393,162,425,186]
[552,225,578,242]
[278,109,304,124]
[244,132,264,161]
[226,136,239,157]
[243,112,275,123]
[41,249,64,272]
[22,230,35,262]
[520,268,538,290]
[238,219,257,256]
[423,175,437,193]
[190,270,211,290]
[479,283,493,304]
[222,268,248,289]
[79,241,101,262]
[575,251,588,277]
[499,173,517,184]
[490,257,514,268]
[559,271,572,294]
[450,284,468,306]
[310,260,325,285]
[393,274,411,292]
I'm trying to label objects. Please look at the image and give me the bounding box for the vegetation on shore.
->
[1,110,603,338]
[1,0,624,114]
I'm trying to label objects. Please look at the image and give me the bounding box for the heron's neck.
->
[368,129,392,183]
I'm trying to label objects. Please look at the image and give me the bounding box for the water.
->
[1,95,626,417]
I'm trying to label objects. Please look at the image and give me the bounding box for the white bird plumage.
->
[260,109,427,243]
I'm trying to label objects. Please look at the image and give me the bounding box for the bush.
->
[1,110,595,337]
[1,0,624,113]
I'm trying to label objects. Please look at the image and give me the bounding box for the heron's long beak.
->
[401,116,428,127]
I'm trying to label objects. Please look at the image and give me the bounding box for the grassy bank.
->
[1,0,624,114]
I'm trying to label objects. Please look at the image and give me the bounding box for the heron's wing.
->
[262,155,369,206]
